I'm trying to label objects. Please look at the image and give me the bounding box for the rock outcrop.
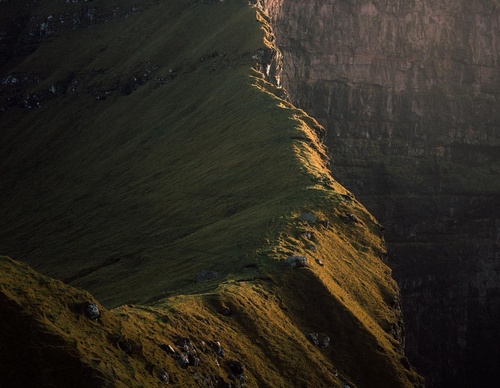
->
[261,0,500,386]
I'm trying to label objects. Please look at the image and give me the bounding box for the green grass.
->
[0,1,423,386]
[1,0,314,305]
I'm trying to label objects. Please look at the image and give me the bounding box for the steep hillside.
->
[260,0,500,386]
[0,0,421,387]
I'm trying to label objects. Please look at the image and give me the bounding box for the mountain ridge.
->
[0,1,422,386]
[258,0,500,385]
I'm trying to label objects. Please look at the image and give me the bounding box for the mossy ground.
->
[0,0,422,386]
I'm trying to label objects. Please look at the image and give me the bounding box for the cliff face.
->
[261,0,500,386]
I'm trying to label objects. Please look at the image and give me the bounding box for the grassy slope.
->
[0,0,422,386]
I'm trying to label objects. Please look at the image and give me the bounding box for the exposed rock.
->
[298,211,316,223]
[199,340,208,353]
[305,243,317,252]
[318,335,330,348]
[188,353,200,367]
[210,341,225,357]
[286,256,308,269]
[0,63,161,112]
[250,46,284,87]
[307,333,330,349]
[85,302,100,321]
[299,231,313,240]
[1,73,41,86]
[195,270,221,283]
[307,333,319,346]
[158,369,170,383]
[176,353,190,369]
[176,338,195,353]
[26,4,142,40]
[262,0,500,385]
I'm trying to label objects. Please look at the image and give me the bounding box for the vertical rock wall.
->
[261,0,500,386]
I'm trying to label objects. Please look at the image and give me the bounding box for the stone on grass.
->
[300,231,313,240]
[176,338,194,352]
[299,211,317,223]
[210,341,225,357]
[158,370,169,383]
[306,243,317,252]
[85,302,100,321]
[286,256,308,269]
[176,353,190,369]
[188,353,200,367]
[307,333,330,348]
[195,270,221,283]
[318,334,330,348]
[199,340,208,353]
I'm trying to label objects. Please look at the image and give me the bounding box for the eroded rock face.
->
[261,0,500,386]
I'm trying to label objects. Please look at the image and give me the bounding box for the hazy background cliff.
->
[261,0,500,386]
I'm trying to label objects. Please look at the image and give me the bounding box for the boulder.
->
[158,370,170,383]
[176,337,194,352]
[298,211,317,223]
[85,302,100,321]
[318,335,330,348]
[307,333,330,348]
[286,256,308,269]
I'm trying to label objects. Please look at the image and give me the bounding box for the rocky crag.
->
[260,0,500,386]
[0,0,422,386]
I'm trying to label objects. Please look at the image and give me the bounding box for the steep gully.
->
[259,0,500,386]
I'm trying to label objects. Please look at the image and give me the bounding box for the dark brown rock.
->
[261,0,500,385]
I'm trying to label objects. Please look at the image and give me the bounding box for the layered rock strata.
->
[261,0,500,386]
